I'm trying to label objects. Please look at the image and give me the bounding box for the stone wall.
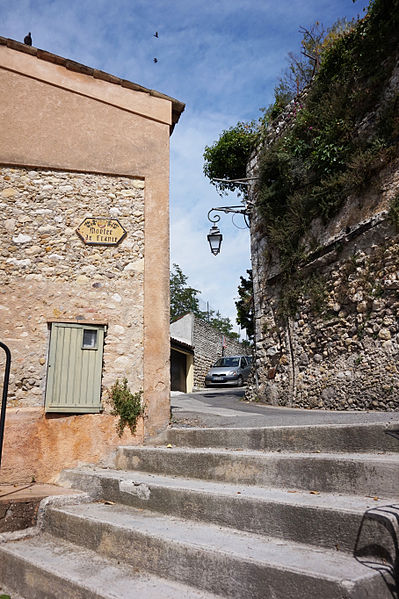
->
[248,103,399,410]
[0,166,145,408]
[193,317,248,388]
[249,211,399,410]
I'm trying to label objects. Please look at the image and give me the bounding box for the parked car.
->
[204,355,251,387]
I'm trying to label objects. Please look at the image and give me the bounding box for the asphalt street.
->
[171,387,399,428]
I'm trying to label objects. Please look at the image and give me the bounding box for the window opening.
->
[82,329,97,349]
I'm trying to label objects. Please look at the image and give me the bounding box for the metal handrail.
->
[0,342,11,469]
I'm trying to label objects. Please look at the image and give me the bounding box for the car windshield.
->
[214,357,240,368]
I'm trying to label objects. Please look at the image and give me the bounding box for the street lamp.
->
[207,205,250,256]
[207,222,223,255]
[205,176,257,256]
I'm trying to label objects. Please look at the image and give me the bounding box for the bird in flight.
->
[154,31,159,38]
[153,58,158,63]
[24,32,32,46]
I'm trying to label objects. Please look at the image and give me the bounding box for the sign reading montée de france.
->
[76,218,127,246]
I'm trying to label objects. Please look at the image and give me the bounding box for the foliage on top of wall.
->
[203,122,258,197]
[257,0,399,276]
[262,18,356,124]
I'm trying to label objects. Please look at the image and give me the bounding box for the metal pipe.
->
[0,342,11,469]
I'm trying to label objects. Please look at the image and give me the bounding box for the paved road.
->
[171,388,399,428]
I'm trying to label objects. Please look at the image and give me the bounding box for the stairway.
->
[0,422,398,598]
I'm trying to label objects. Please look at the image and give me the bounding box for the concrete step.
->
[0,581,24,599]
[40,500,390,599]
[167,422,399,453]
[114,445,399,497]
[0,532,222,599]
[59,466,390,553]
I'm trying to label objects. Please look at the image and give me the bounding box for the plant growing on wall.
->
[203,121,258,197]
[109,378,144,437]
[257,0,399,286]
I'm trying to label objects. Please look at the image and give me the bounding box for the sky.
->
[0,0,370,334]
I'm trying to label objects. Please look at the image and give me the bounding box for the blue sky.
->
[0,0,369,333]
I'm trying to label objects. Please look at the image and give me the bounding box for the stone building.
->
[0,37,184,483]
[247,82,399,411]
[170,313,248,391]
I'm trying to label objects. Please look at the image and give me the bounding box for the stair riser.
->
[61,470,365,553]
[0,548,104,599]
[167,424,399,453]
[43,507,383,599]
[115,448,399,497]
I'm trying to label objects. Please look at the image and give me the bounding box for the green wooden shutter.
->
[45,323,105,413]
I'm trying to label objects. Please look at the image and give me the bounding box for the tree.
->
[203,121,258,197]
[170,264,240,339]
[208,310,239,340]
[170,263,203,320]
[262,19,355,124]
[235,270,255,341]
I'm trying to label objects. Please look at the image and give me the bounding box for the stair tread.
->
[169,422,398,431]
[65,466,389,511]
[0,533,222,599]
[122,445,399,461]
[50,500,378,582]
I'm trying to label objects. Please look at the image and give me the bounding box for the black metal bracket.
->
[0,342,11,469]
[207,206,250,228]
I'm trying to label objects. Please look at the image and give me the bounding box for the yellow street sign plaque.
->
[76,218,127,246]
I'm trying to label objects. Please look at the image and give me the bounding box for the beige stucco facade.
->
[0,37,184,483]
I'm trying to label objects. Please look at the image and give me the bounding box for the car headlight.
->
[228,370,238,376]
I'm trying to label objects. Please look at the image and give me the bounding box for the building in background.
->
[170,313,248,392]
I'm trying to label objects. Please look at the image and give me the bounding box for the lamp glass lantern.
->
[207,224,223,256]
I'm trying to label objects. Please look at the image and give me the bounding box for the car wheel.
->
[236,376,243,387]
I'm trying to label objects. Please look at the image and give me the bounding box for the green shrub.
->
[109,379,144,437]
[203,121,258,197]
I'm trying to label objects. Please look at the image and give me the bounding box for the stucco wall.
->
[1,408,144,485]
[170,313,195,346]
[0,41,184,482]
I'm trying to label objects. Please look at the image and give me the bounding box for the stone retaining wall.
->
[247,78,399,410]
[249,214,399,410]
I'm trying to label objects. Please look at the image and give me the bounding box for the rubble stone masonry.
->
[247,96,399,411]
[250,217,399,411]
[0,166,145,408]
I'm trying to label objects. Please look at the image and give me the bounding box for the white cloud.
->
[0,0,370,327]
